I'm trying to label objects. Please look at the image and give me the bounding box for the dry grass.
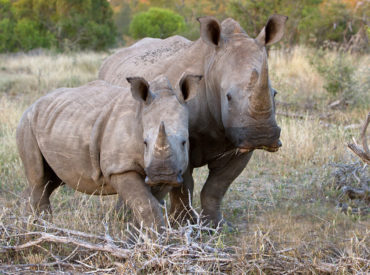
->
[0,51,106,102]
[270,46,325,103]
[0,47,369,274]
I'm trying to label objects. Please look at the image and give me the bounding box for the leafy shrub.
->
[0,18,15,52]
[312,50,355,96]
[14,19,55,51]
[308,49,369,108]
[0,0,116,52]
[129,8,185,39]
[0,0,15,52]
[227,0,367,46]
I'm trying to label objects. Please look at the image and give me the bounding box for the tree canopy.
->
[0,0,116,52]
[129,8,185,39]
[113,0,368,48]
[1,0,368,52]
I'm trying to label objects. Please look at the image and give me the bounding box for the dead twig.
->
[341,186,370,201]
[0,232,131,258]
[348,112,370,164]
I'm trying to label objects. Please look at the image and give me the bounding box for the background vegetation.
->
[0,0,116,52]
[0,0,368,52]
[129,7,185,39]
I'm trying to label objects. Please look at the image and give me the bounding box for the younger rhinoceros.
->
[16,74,201,232]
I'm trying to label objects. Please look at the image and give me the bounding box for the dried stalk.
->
[0,232,131,258]
[348,112,370,164]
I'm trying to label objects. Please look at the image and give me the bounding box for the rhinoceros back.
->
[25,80,143,193]
[99,35,191,87]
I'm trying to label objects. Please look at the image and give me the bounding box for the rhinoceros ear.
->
[256,14,288,47]
[198,17,221,47]
[127,77,154,104]
[178,73,202,102]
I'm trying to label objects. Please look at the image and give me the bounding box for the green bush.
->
[0,0,15,52]
[0,18,15,52]
[129,8,185,39]
[311,50,355,97]
[0,0,116,52]
[227,0,366,46]
[14,19,55,51]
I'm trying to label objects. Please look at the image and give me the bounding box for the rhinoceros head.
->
[127,74,202,186]
[199,15,287,153]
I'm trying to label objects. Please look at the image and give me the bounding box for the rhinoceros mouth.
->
[260,146,280,152]
[145,174,183,187]
[238,145,281,153]
[238,139,282,153]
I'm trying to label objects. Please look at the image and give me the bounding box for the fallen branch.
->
[0,262,81,272]
[347,112,370,164]
[341,186,370,201]
[1,232,131,258]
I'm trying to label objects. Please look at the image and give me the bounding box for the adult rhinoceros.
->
[99,15,287,227]
[16,74,201,232]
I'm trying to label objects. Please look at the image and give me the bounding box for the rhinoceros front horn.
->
[249,58,272,113]
[154,121,172,158]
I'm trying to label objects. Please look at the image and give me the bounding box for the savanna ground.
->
[0,47,369,274]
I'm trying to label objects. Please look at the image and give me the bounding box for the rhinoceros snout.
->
[228,125,282,153]
[144,171,183,187]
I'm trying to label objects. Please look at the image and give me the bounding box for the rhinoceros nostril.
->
[277,140,282,147]
[226,93,232,101]
[176,173,183,184]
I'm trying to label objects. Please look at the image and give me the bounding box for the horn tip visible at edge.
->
[159,121,166,133]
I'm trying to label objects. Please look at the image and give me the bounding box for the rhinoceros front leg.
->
[200,151,253,227]
[114,185,171,213]
[169,166,197,223]
[110,172,165,233]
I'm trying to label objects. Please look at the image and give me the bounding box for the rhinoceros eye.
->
[226,93,232,101]
[182,140,186,147]
[273,89,278,97]
[143,140,148,147]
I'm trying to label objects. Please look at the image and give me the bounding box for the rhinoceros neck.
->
[169,40,224,130]
[158,39,228,159]
[165,40,231,165]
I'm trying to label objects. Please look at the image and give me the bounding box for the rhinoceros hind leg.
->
[17,119,62,216]
[26,159,62,216]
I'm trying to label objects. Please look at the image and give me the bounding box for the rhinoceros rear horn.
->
[256,14,288,47]
[155,122,171,158]
[198,17,221,47]
[127,76,154,104]
[178,73,202,102]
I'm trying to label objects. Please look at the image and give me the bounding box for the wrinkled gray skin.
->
[99,15,288,226]
[16,74,201,232]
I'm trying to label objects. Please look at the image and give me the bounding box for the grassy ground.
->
[0,48,369,274]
